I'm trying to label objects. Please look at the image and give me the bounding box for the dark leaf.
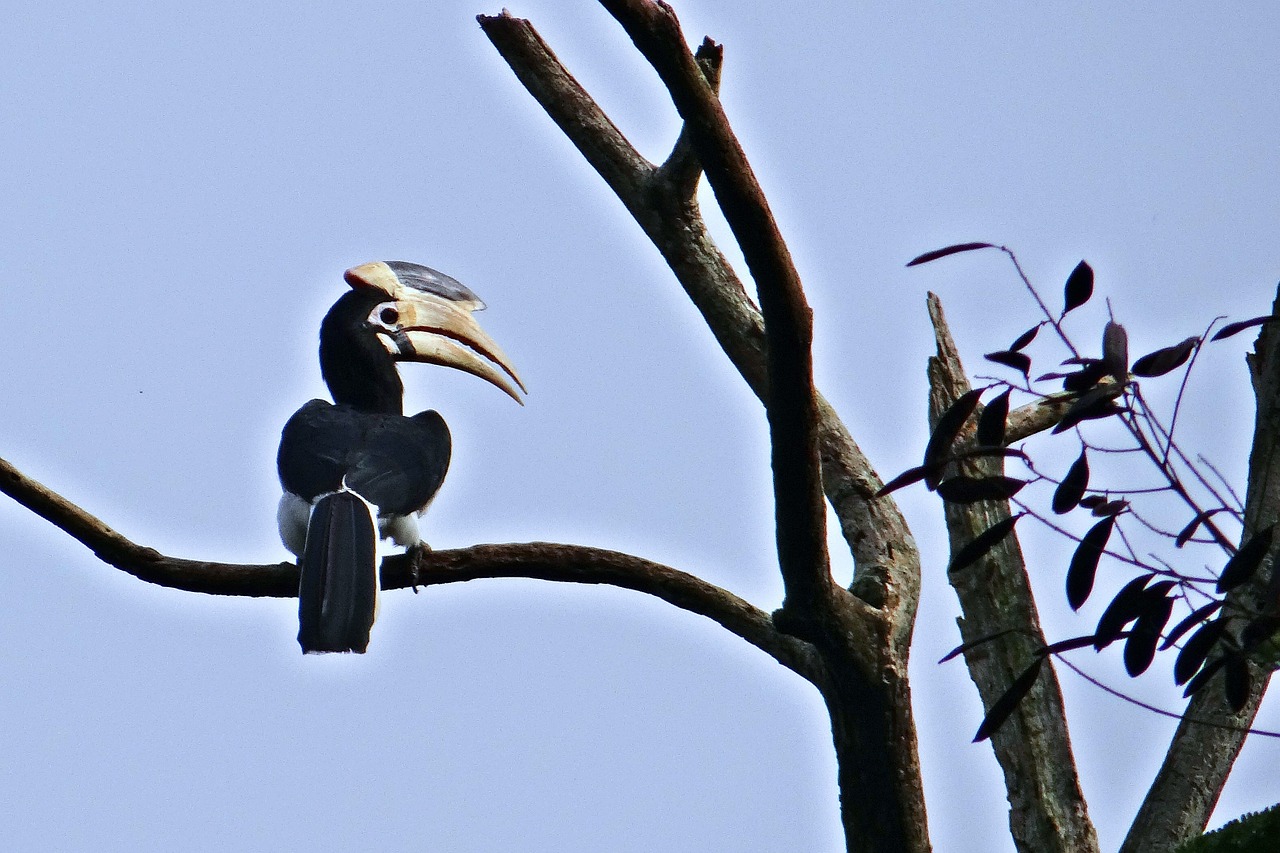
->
[1093,573,1156,650]
[952,447,1030,464]
[1217,524,1275,594]
[906,242,996,266]
[1176,509,1227,548]
[1036,371,1070,382]
[1040,634,1103,656]
[1240,614,1280,654]
[1211,315,1277,342]
[1062,261,1094,315]
[984,350,1031,376]
[1078,495,1107,509]
[1061,361,1110,394]
[974,658,1043,742]
[938,628,1024,664]
[936,476,1027,504]
[874,464,937,498]
[1131,336,1199,378]
[1224,655,1251,712]
[1160,601,1223,651]
[1066,516,1115,610]
[1052,449,1090,514]
[976,389,1011,447]
[1123,593,1174,677]
[1009,324,1042,353]
[924,387,985,487]
[1182,653,1228,698]
[948,514,1022,572]
[1053,387,1125,434]
[1091,499,1130,517]
[1102,321,1129,383]
[1175,619,1226,686]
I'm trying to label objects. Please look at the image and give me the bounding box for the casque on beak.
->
[345,260,526,404]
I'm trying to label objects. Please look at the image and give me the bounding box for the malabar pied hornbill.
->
[277,261,524,654]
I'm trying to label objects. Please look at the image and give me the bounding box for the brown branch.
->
[927,294,1099,853]
[0,454,820,680]
[480,11,930,850]
[596,0,831,618]
[478,11,920,649]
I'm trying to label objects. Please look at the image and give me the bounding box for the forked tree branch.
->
[478,8,920,652]
[0,454,822,681]
[481,7,929,851]
[596,0,831,617]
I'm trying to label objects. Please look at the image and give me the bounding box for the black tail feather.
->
[298,490,379,654]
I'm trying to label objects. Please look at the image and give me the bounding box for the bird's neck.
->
[319,316,405,415]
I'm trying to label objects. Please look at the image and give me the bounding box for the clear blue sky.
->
[2,2,1278,850]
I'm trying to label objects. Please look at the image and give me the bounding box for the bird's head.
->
[320,261,526,411]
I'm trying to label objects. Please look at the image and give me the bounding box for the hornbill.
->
[277,261,524,654]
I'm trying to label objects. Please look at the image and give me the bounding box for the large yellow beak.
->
[345,261,526,404]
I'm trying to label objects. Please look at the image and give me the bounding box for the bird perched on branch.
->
[277,261,524,653]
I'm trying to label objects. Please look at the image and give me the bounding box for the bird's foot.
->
[409,541,432,593]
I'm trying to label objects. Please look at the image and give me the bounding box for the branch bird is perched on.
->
[277,261,525,653]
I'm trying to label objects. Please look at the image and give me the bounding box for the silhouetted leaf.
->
[1102,321,1129,384]
[948,514,1023,572]
[1211,315,1277,342]
[924,387,985,487]
[1078,495,1107,509]
[1175,619,1226,686]
[952,447,1030,464]
[1176,509,1228,548]
[1093,573,1156,650]
[1062,261,1094,315]
[1123,593,1174,677]
[1040,635,1102,656]
[1053,387,1125,433]
[1131,336,1198,377]
[1240,614,1280,654]
[936,476,1027,504]
[1066,516,1115,610]
[974,658,1043,742]
[1160,600,1223,651]
[1217,524,1275,593]
[1091,499,1129,517]
[874,464,937,498]
[1052,449,1090,514]
[1009,324,1042,353]
[1224,655,1251,712]
[1061,361,1110,394]
[984,350,1031,376]
[906,242,996,266]
[938,628,1024,664]
[1182,653,1228,698]
[976,389,1011,447]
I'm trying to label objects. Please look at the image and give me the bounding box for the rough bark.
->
[1121,288,1280,853]
[926,294,1099,853]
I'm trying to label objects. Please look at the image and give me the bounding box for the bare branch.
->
[927,294,1099,853]
[478,10,920,646]
[0,454,820,680]
[596,0,831,617]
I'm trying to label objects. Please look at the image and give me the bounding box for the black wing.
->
[277,399,451,515]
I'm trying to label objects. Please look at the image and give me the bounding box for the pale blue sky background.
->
[2,2,1278,851]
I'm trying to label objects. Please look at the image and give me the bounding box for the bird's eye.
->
[379,306,399,326]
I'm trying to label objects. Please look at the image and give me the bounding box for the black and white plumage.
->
[278,261,524,654]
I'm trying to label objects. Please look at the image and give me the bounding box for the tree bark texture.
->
[926,294,1099,853]
[1121,287,1280,853]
